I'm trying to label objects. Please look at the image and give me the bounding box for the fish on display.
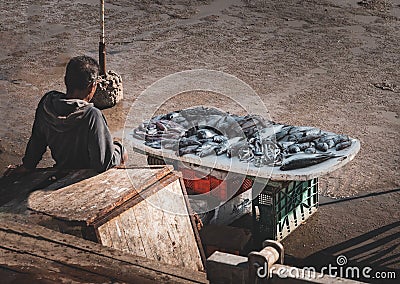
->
[288,126,316,134]
[297,133,322,143]
[333,135,350,144]
[336,141,352,151]
[287,132,304,142]
[134,106,355,171]
[178,145,200,156]
[179,137,202,147]
[303,128,321,136]
[258,124,285,141]
[275,125,293,141]
[315,142,329,152]
[215,141,230,156]
[145,141,161,149]
[318,134,337,143]
[295,142,314,151]
[227,138,248,158]
[161,111,180,120]
[161,138,179,150]
[197,129,218,139]
[288,144,301,153]
[304,147,316,154]
[280,153,344,171]
[213,135,228,143]
[263,140,282,165]
[215,115,243,138]
[196,142,220,157]
[132,128,146,139]
[238,147,254,162]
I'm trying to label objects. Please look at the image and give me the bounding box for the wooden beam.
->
[0,218,208,284]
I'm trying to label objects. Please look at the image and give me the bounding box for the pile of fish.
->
[132,107,353,171]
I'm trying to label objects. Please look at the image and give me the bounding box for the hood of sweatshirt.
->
[40,91,94,133]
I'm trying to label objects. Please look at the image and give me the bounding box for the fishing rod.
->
[94,0,123,109]
[99,0,106,75]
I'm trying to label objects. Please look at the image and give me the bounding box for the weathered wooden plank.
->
[0,219,208,283]
[114,207,147,258]
[92,171,180,227]
[180,178,208,266]
[0,247,114,283]
[96,178,204,271]
[0,228,157,283]
[151,180,188,268]
[154,179,204,271]
[130,185,168,261]
[28,167,173,224]
[96,221,114,248]
[100,219,127,253]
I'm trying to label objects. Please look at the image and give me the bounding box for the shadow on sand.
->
[293,221,399,283]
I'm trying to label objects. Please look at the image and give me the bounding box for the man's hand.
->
[121,148,128,166]
[2,164,31,177]
[113,138,128,168]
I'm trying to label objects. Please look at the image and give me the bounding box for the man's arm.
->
[22,110,48,170]
[87,109,125,172]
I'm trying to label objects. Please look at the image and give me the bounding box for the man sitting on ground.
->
[5,55,126,176]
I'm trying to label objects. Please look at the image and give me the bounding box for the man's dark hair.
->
[64,56,99,93]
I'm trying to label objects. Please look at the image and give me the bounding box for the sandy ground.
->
[0,0,399,281]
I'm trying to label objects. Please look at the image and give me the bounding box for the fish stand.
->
[129,107,361,248]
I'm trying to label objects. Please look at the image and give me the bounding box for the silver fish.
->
[298,133,322,143]
[315,142,329,152]
[215,142,229,156]
[275,126,293,141]
[178,145,200,156]
[258,124,285,140]
[288,126,316,134]
[227,138,248,158]
[287,132,304,142]
[335,141,352,151]
[238,147,254,162]
[288,144,301,153]
[319,134,337,143]
[280,153,343,171]
[161,139,179,150]
[296,142,314,151]
[197,129,217,139]
[213,135,228,143]
[196,142,220,157]
[304,128,321,137]
[304,147,316,154]
[179,137,202,147]
[145,141,161,149]
[333,135,350,145]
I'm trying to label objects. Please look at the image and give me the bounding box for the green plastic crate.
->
[252,178,319,242]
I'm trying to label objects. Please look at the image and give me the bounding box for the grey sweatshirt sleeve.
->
[22,103,48,169]
[87,108,124,172]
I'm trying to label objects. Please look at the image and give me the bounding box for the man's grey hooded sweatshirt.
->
[23,91,124,172]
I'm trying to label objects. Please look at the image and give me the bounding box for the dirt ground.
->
[0,0,399,281]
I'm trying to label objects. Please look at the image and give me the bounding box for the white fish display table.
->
[129,107,361,241]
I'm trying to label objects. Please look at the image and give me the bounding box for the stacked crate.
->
[252,178,319,242]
